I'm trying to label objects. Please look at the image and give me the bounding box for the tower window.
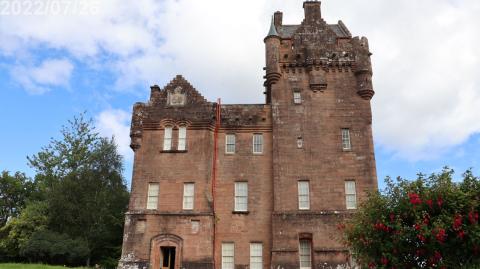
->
[234,182,248,212]
[222,243,234,269]
[293,91,302,104]
[253,134,263,154]
[297,136,303,149]
[178,126,187,151]
[298,181,310,210]
[183,183,195,210]
[341,128,351,150]
[299,240,312,269]
[146,183,159,210]
[163,127,173,151]
[250,243,263,269]
[345,180,357,209]
[226,134,236,154]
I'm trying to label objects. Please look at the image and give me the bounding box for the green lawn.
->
[0,264,90,269]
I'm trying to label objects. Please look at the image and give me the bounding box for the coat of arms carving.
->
[167,86,186,106]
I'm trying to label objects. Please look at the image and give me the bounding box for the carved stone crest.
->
[167,86,186,106]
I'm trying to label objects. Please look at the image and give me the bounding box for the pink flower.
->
[453,215,462,230]
[434,228,446,243]
[381,256,389,265]
[468,211,479,224]
[437,196,443,207]
[417,234,426,243]
[408,193,422,205]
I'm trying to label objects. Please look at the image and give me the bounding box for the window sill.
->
[232,211,249,215]
[160,150,188,153]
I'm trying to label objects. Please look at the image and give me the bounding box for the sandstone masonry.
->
[118,2,377,269]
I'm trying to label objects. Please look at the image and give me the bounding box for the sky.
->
[0,0,479,190]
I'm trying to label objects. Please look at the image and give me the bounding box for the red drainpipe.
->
[211,99,221,269]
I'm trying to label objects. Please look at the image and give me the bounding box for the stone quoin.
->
[118,1,377,269]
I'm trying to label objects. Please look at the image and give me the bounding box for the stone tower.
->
[264,1,377,267]
[118,2,377,269]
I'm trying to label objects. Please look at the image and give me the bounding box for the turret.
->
[264,16,281,102]
[353,36,375,100]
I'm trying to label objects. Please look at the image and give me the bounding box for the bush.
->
[21,230,89,266]
[342,168,480,268]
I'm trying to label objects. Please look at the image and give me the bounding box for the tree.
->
[0,201,48,260]
[27,113,129,267]
[342,168,480,268]
[21,230,89,266]
[0,171,35,227]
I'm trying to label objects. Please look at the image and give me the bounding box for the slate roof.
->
[277,23,351,39]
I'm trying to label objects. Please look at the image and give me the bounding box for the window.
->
[298,181,310,210]
[178,126,187,150]
[294,91,302,104]
[299,240,312,269]
[163,127,173,151]
[234,182,248,212]
[345,180,357,209]
[253,134,263,154]
[226,134,236,154]
[297,136,303,148]
[250,243,263,269]
[341,128,351,150]
[147,183,159,210]
[222,243,234,269]
[183,183,195,210]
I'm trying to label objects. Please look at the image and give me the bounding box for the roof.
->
[277,23,351,39]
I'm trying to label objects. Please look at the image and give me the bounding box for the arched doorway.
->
[150,234,183,269]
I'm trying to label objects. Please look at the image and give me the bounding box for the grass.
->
[0,264,90,269]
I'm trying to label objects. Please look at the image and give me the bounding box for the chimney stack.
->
[303,1,321,23]
[274,11,283,27]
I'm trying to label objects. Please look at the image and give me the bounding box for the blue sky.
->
[1,0,479,189]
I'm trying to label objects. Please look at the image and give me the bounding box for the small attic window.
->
[284,54,289,59]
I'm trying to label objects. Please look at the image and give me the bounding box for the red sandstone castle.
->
[118,1,377,269]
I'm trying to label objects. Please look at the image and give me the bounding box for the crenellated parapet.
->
[264,1,375,101]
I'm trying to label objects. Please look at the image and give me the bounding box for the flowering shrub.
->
[342,168,480,268]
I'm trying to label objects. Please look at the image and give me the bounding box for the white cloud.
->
[10,58,74,94]
[1,0,480,160]
[95,109,132,161]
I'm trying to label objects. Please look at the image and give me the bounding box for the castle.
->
[118,1,377,269]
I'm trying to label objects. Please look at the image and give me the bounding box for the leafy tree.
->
[21,230,89,266]
[342,168,480,268]
[27,113,129,267]
[0,201,48,260]
[0,171,35,227]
